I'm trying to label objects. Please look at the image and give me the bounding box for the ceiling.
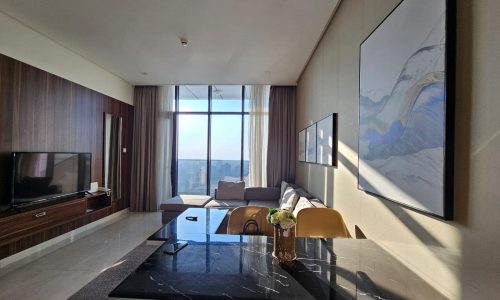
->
[0,0,339,85]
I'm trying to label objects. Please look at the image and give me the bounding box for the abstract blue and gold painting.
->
[358,0,453,218]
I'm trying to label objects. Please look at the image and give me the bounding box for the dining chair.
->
[227,206,274,236]
[295,208,351,238]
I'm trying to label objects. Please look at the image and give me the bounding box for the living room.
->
[0,0,499,299]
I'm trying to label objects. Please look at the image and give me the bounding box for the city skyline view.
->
[177,159,249,196]
[176,85,252,194]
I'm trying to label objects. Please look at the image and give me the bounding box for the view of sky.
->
[177,85,249,161]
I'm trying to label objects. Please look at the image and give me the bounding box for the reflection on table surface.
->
[149,208,228,241]
[111,234,448,300]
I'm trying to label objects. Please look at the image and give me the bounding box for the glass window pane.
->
[178,115,208,194]
[211,85,242,112]
[243,115,249,185]
[244,85,250,112]
[210,115,242,195]
[179,85,208,112]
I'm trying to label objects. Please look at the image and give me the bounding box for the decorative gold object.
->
[272,225,296,262]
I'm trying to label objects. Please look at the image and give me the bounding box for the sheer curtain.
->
[156,85,174,202]
[248,85,270,187]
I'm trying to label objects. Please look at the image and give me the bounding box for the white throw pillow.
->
[280,181,289,198]
[280,186,300,212]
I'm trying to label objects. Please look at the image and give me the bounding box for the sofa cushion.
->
[280,186,300,211]
[217,181,245,200]
[292,197,314,217]
[159,195,212,211]
[309,198,327,208]
[205,199,248,208]
[247,200,279,208]
[295,188,313,199]
[245,187,280,201]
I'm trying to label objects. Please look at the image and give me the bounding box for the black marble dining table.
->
[109,231,447,299]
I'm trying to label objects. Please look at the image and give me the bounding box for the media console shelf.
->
[0,192,112,259]
[85,192,112,213]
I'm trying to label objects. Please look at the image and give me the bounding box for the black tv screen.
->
[11,152,91,206]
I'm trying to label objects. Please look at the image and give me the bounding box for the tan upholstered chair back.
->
[227,206,274,236]
[296,208,351,238]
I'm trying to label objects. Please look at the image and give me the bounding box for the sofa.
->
[207,187,281,208]
[159,181,327,224]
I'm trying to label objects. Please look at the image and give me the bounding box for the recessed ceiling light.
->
[140,72,148,75]
[180,38,188,47]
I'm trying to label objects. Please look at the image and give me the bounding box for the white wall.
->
[0,11,133,105]
[296,0,500,299]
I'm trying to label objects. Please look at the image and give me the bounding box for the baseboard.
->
[0,208,130,275]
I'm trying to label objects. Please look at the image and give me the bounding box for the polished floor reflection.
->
[0,212,163,300]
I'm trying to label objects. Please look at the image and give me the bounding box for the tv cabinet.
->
[0,192,113,259]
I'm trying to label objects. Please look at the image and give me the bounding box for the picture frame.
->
[305,124,317,163]
[298,129,306,162]
[358,0,455,219]
[316,113,338,167]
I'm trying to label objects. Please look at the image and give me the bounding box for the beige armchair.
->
[227,206,274,236]
[295,208,351,238]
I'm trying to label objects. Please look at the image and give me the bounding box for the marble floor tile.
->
[0,211,163,300]
[0,268,100,300]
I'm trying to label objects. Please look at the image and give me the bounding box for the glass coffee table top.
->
[149,208,229,241]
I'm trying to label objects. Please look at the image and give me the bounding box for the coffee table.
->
[110,207,447,300]
[148,207,229,241]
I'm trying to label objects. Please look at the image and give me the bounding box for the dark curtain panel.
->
[267,86,296,187]
[108,116,122,201]
[130,86,159,212]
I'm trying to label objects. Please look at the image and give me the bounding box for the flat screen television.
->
[11,152,91,207]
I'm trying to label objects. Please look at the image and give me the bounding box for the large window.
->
[175,85,249,196]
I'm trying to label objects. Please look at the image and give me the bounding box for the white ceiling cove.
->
[0,0,339,85]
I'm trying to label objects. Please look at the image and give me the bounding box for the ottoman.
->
[159,194,212,224]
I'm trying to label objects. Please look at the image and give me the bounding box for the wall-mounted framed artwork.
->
[358,0,455,219]
[305,124,317,163]
[298,129,306,162]
[316,113,338,167]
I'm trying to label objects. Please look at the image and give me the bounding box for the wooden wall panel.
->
[0,55,14,202]
[0,53,134,255]
[0,53,133,204]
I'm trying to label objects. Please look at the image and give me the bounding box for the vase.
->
[272,225,297,262]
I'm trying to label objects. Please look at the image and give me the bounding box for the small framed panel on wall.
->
[316,113,338,167]
[298,129,306,162]
[305,124,317,163]
[358,0,455,219]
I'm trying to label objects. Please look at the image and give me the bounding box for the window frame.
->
[174,85,249,196]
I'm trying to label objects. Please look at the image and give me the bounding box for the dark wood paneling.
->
[0,53,133,257]
[0,55,14,202]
